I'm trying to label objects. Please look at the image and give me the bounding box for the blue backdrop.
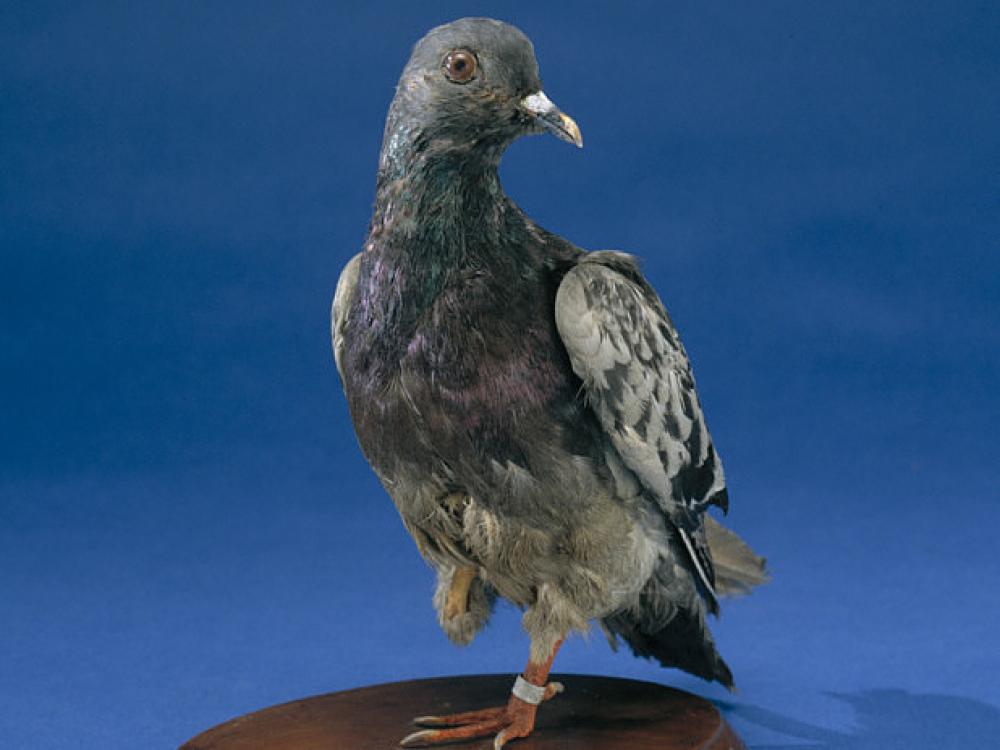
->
[2,2,998,748]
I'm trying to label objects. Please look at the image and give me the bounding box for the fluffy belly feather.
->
[390,445,667,625]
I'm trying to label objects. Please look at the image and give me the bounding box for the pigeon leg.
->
[443,566,477,619]
[401,638,564,749]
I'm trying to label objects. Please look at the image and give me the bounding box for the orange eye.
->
[443,49,477,83]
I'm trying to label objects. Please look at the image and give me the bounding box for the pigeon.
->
[332,17,767,749]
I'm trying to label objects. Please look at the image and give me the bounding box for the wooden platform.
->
[180,674,745,749]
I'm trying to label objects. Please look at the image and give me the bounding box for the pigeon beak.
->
[520,91,583,148]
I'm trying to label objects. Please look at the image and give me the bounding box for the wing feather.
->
[331,252,362,382]
[555,252,727,606]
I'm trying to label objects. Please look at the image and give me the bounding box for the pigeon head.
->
[379,18,582,178]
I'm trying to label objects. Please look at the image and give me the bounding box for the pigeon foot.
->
[401,682,563,748]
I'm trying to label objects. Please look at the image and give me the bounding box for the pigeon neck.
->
[370,135,508,250]
[357,135,519,359]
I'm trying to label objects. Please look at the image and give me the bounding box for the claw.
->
[412,716,443,727]
[400,729,435,748]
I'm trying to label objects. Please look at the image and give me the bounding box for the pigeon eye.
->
[443,49,477,83]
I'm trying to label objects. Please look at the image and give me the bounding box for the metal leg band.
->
[511,675,547,705]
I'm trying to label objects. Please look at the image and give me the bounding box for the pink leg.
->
[401,638,564,748]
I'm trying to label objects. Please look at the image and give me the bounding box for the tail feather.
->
[602,519,766,689]
[602,550,735,689]
[603,605,735,689]
[704,515,769,597]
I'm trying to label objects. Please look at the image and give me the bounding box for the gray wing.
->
[554,251,728,606]
[331,252,362,382]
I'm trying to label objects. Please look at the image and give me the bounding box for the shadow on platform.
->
[722,688,1000,749]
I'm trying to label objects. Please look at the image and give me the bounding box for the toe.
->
[412,706,506,728]
[493,724,530,749]
[401,715,507,747]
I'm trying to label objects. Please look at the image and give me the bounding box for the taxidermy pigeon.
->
[332,17,767,748]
